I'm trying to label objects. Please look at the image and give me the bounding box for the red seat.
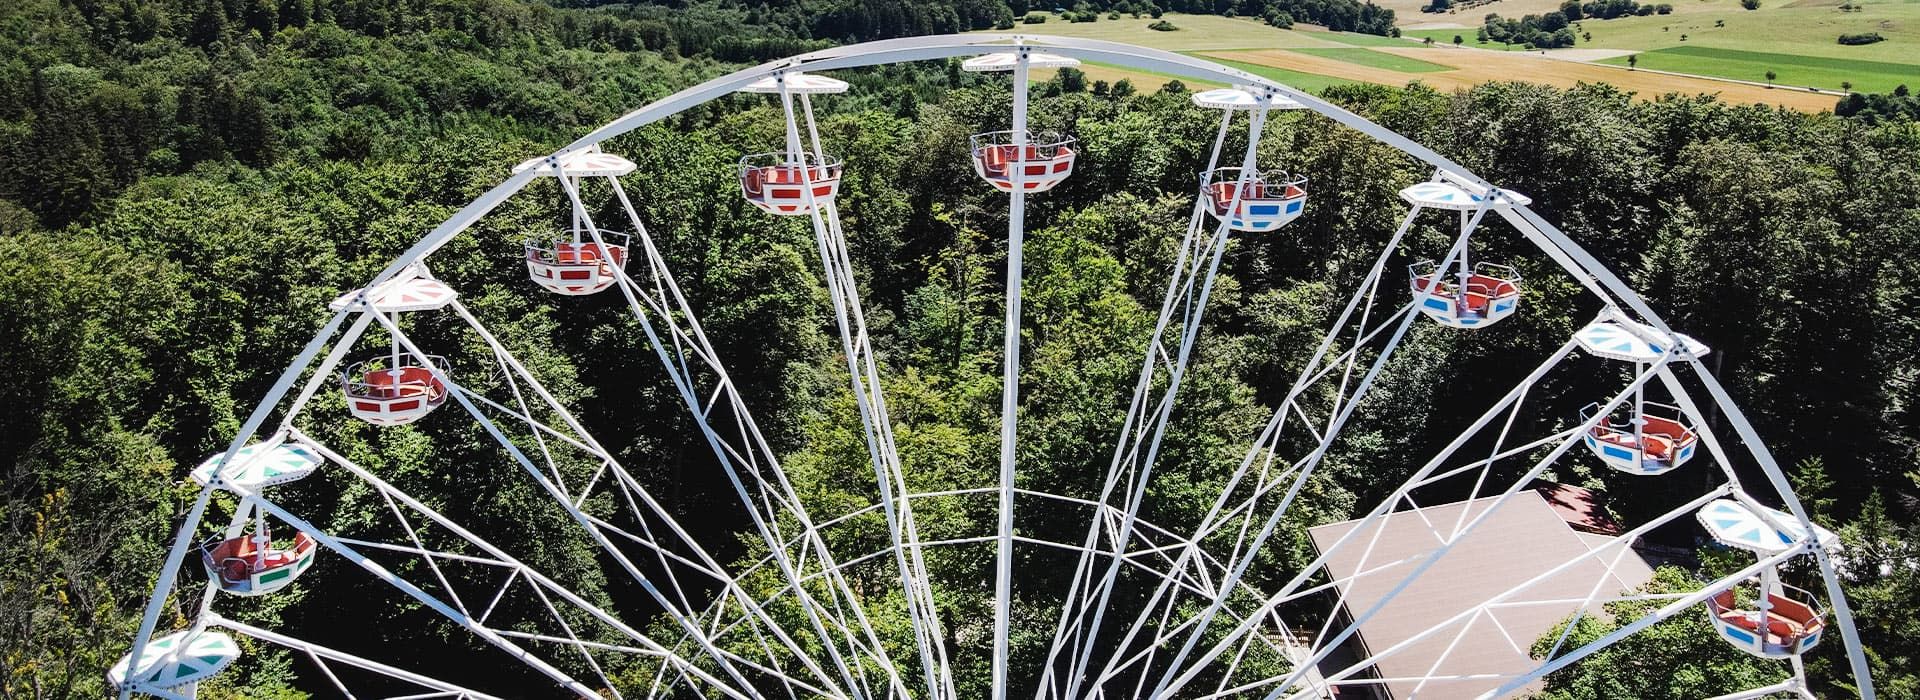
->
[555,243,605,264]
[207,537,259,582]
[1465,275,1518,298]
[206,532,315,583]
[752,164,834,186]
[981,145,1069,178]
[1594,428,1674,459]
[1712,589,1822,645]
[981,145,1013,175]
[361,367,442,400]
[1211,182,1239,209]
[1642,415,1693,441]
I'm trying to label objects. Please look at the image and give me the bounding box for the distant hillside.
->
[582,0,1397,40]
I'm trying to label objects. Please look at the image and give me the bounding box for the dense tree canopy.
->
[3,0,1919,697]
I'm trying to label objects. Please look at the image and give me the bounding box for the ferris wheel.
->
[112,34,1879,700]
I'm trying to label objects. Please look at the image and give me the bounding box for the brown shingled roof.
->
[1306,489,1655,699]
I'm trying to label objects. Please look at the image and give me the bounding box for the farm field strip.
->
[1291,47,1455,72]
[970,12,1870,110]
[1402,27,1531,50]
[1201,47,1841,109]
[1033,62,1226,91]
[1182,55,1363,94]
[1570,3,1920,64]
[992,14,1348,50]
[1597,45,1920,92]
[1295,28,1419,46]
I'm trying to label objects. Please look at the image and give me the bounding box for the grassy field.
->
[1296,27,1421,46]
[1597,45,1918,92]
[1201,46,1841,108]
[1402,0,1920,90]
[998,14,1340,50]
[1571,0,1920,64]
[970,11,1893,110]
[1033,62,1226,91]
[1191,56,1364,93]
[1402,27,1532,49]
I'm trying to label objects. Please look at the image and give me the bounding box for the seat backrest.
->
[1642,415,1691,441]
[1211,182,1239,207]
[1466,274,1516,297]
[977,147,1007,175]
[209,536,257,561]
[1765,594,1821,627]
[395,366,438,385]
[361,370,404,397]
[557,243,601,264]
[1711,589,1737,611]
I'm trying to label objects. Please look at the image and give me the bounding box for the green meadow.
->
[1599,45,1919,92]
[1401,27,1533,50]
[1188,55,1364,93]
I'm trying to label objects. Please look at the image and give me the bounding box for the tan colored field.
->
[1031,63,1219,91]
[1201,47,1841,110]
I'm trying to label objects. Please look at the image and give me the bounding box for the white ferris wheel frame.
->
[116,33,1877,700]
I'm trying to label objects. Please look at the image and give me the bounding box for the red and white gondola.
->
[1578,400,1700,475]
[1408,260,1523,328]
[969,130,1077,193]
[963,51,1080,193]
[525,232,631,296]
[736,72,849,215]
[512,147,637,295]
[1200,167,1307,232]
[341,355,451,426]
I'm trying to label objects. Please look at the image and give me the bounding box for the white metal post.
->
[1059,100,1269,700]
[992,45,1035,700]
[782,74,951,699]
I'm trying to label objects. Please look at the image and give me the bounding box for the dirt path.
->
[1201,48,1840,111]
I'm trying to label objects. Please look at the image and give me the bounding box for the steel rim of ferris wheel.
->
[110,34,1877,700]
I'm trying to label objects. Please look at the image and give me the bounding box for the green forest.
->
[3,0,1919,697]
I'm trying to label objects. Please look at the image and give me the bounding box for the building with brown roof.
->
[1304,485,1655,699]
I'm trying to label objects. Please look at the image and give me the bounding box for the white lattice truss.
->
[118,34,1875,700]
